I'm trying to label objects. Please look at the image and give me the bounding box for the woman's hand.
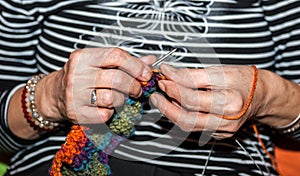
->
[37,47,155,124]
[150,64,300,139]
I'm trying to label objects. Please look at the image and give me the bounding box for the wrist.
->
[34,71,65,122]
[274,113,300,133]
[254,69,300,127]
[23,74,60,131]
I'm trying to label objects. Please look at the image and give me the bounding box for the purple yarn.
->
[97,150,109,164]
[70,138,98,171]
[104,135,124,154]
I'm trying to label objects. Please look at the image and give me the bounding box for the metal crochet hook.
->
[152,48,177,67]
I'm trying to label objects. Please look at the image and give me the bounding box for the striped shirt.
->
[1,0,300,175]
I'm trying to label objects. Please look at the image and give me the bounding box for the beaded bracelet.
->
[275,113,300,134]
[21,74,59,131]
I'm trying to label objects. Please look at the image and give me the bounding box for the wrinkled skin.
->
[38,47,155,124]
[150,64,300,139]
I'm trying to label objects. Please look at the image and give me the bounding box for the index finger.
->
[150,93,224,132]
[72,47,154,81]
[101,48,154,81]
[159,64,226,89]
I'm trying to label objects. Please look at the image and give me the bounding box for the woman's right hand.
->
[36,47,155,124]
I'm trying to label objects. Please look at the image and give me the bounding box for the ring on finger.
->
[91,89,97,105]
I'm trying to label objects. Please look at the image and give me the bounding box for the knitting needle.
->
[152,48,177,67]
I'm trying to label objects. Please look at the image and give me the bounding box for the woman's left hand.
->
[150,64,299,139]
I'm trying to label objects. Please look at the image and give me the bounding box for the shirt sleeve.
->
[0,0,89,154]
[261,0,300,140]
[262,0,300,83]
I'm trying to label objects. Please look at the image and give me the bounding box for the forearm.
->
[0,84,33,153]
[255,69,300,128]
[7,87,40,139]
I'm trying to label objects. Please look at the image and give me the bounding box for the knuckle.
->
[225,96,244,115]
[99,92,113,107]
[110,70,122,86]
[110,47,124,55]
[184,95,198,110]
[69,49,83,62]
[98,110,113,122]
[133,63,144,76]
[107,47,125,62]
[130,81,142,96]
[220,90,243,116]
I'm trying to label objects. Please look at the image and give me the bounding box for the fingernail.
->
[158,81,165,91]
[142,68,151,80]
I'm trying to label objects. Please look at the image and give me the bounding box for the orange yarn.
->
[50,125,88,176]
[252,123,277,168]
[220,65,258,120]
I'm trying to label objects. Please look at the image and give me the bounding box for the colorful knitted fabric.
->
[49,69,166,176]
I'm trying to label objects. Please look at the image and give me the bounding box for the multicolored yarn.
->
[49,69,166,176]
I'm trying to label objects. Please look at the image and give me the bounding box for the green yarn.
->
[61,166,77,176]
[50,70,166,176]
[89,133,105,146]
[88,153,108,176]
[61,153,109,176]
[109,101,142,137]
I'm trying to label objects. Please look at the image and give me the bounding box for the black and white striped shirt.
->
[1,0,300,175]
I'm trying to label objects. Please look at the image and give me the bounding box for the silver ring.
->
[91,89,97,105]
